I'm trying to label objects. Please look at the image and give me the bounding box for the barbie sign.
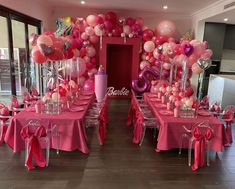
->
[107,87,129,96]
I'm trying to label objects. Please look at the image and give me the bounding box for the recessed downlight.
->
[81,1,85,4]
[163,5,168,10]
[224,18,228,22]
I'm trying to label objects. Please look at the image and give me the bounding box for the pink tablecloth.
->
[144,93,225,152]
[4,93,94,154]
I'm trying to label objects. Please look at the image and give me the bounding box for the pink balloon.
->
[85,26,95,36]
[86,15,97,27]
[83,78,95,91]
[185,86,194,97]
[163,62,171,70]
[135,17,144,27]
[191,63,203,74]
[81,32,89,40]
[123,25,131,35]
[201,49,213,60]
[53,37,64,50]
[83,56,90,63]
[104,21,113,32]
[32,46,47,64]
[188,54,198,68]
[80,47,87,57]
[140,60,150,70]
[37,35,53,46]
[144,41,155,52]
[86,46,96,57]
[142,29,154,41]
[112,25,122,37]
[105,12,117,24]
[156,20,176,38]
[95,16,104,24]
[79,76,86,87]
[126,17,135,26]
[89,35,99,44]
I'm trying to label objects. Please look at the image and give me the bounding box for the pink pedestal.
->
[95,74,107,102]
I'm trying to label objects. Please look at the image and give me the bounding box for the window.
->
[0,5,41,102]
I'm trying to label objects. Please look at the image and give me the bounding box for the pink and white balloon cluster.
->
[152,80,198,109]
[76,12,144,39]
[137,20,212,96]
[30,32,73,64]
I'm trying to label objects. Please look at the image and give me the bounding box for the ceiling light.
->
[224,18,228,22]
[163,5,168,10]
[81,1,85,4]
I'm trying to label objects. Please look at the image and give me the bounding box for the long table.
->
[144,93,225,152]
[4,93,94,154]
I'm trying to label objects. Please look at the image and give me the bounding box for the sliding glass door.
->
[0,5,41,101]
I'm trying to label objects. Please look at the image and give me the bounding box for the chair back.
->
[200,96,209,109]
[192,120,213,141]
[222,105,235,121]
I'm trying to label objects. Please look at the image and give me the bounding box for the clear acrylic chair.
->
[24,119,50,167]
[209,101,221,117]
[179,121,213,167]
[136,101,159,146]
[84,95,109,145]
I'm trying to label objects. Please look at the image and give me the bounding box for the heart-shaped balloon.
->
[197,58,211,70]
[184,44,193,56]
[39,44,55,56]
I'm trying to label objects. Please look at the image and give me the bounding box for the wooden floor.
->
[1,99,235,189]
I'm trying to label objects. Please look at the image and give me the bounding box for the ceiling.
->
[44,0,220,14]
[205,8,235,24]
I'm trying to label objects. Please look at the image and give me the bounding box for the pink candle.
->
[158,92,161,99]
[167,102,171,110]
[174,107,179,118]
[161,95,165,104]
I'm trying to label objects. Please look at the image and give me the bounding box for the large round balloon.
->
[156,20,176,38]
[142,29,154,41]
[143,41,155,52]
[86,15,97,27]
[86,46,96,57]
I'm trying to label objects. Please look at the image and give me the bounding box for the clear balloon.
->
[156,20,176,38]
[86,15,97,27]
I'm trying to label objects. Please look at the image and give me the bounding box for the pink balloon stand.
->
[95,74,107,103]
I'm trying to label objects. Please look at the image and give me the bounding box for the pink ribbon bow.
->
[191,127,213,171]
[0,106,10,144]
[20,125,47,170]
[132,111,144,144]
[127,97,137,126]
[23,92,32,103]
[31,88,39,98]
[98,105,108,145]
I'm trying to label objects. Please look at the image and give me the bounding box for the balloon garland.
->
[29,12,213,108]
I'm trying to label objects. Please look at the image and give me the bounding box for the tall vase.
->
[95,66,107,102]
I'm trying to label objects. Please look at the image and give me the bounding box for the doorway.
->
[106,44,132,93]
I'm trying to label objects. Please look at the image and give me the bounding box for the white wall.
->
[0,0,54,31]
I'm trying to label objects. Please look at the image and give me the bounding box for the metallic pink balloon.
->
[132,67,160,93]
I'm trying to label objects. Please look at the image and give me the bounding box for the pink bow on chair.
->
[191,127,213,171]
[127,97,137,126]
[31,87,39,98]
[0,106,10,144]
[20,125,47,170]
[132,111,144,144]
[98,106,108,145]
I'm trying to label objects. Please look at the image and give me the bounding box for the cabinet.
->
[223,25,235,49]
[203,22,226,60]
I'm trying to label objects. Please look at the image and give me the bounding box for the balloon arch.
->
[30,11,212,108]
